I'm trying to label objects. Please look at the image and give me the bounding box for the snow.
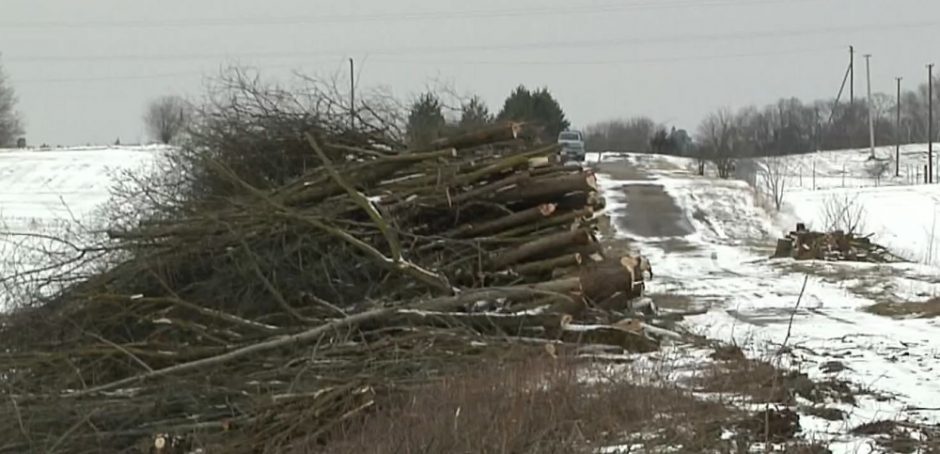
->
[620,142,940,266]
[0,146,161,221]
[0,146,162,306]
[595,150,940,448]
[761,143,940,191]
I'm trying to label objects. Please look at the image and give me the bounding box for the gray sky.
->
[2,0,938,146]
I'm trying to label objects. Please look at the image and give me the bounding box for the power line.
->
[0,0,823,30]
[10,46,838,85]
[375,46,838,66]
[5,20,933,65]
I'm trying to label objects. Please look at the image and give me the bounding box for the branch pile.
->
[773,224,902,263]
[0,123,666,453]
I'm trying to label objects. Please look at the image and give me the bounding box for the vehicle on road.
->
[557,130,585,162]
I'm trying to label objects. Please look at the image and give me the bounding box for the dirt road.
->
[596,153,940,444]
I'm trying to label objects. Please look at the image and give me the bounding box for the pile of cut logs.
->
[773,223,901,263]
[0,123,681,452]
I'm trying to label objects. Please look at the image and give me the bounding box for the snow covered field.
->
[594,151,940,452]
[772,144,940,266]
[757,143,940,190]
[0,146,160,305]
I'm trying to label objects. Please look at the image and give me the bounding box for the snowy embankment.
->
[0,146,161,306]
[593,151,940,452]
[761,143,940,190]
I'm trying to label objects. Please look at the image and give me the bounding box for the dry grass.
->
[307,354,740,454]
[850,420,940,453]
[865,297,940,319]
[693,357,857,406]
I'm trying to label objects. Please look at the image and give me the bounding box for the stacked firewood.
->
[773,223,901,263]
[0,123,669,453]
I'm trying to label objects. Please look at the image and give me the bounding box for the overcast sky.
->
[2,0,939,146]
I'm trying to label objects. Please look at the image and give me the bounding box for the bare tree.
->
[821,193,866,235]
[0,61,23,147]
[696,109,738,178]
[758,157,788,211]
[584,117,657,153]
[144,95,190,144]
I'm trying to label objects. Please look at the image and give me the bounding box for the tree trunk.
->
[448,203,556,238]
[490,229,593,269]
[492,172,597,204]
[512,253,582,276]
[430,122,521,150]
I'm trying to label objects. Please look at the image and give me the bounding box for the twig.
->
[61,306,395,398]
[235,233,316,324]
[306,133,403,260]
[85,332,154,373]
[47,409,99,453]
[782,275,809,350]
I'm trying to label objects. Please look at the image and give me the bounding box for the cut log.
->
[512,253,582,275]
[429,122,521,150]
[448,204,557,238]
[492,172,597,204]
[496,207,594,238]
[452,171,530,205]
[565,242,606,262]
[490,229,593,269]
[579,257,634,305]
[554,191,605,211]
[377,310,566,336]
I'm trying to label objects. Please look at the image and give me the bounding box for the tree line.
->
[5,54,939,157]
[404,85,569,147]
[582,77,940,178]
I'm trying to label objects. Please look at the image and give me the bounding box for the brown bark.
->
[565,243,606,262]
[579,257,634,305]
[490,229,593,269]
[492,172,597,204]
[429,122,521,150]
[496,207,594,239]
[512,253,582,276]
[453,171,530,204]
[379,310,566,336]
[448,204,557,238]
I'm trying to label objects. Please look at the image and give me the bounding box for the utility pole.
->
[896,77,902,177]
[865,54,875,159]
[849,46,855,106]
[349,58,355,128]
[930,63,935,183]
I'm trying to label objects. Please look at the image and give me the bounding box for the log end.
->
[539,203,558,217]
